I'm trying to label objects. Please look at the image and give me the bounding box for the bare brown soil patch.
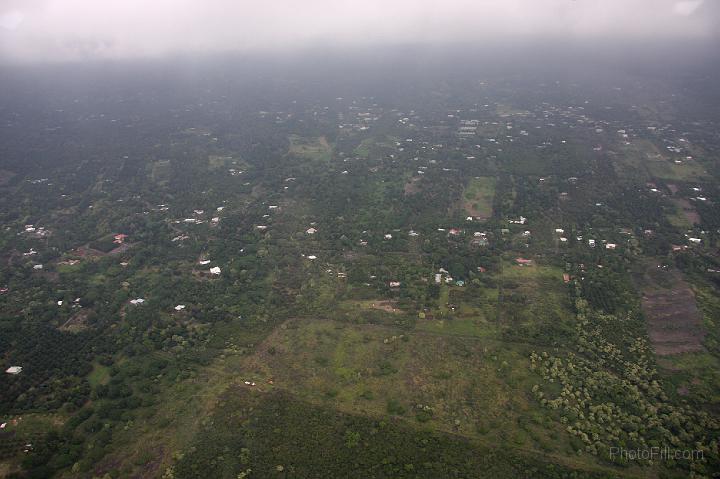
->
[368,300,400,313]
[403,177,421,196]
[638,263,705,356]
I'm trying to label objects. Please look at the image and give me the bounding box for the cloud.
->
[674,0,704,16]
[0,11,24,30]
[0,0,717,63]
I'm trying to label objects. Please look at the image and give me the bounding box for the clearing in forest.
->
[289,135,333,161]
[462,176,496,219]
[637,261,705,356]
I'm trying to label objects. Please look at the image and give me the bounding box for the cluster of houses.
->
[22,224,50,238]
[434,268,465,286]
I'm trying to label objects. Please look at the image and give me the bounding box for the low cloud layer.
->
[0,0,717,63]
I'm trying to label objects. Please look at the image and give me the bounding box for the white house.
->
[209,266,222,275]
[5,366,22,375]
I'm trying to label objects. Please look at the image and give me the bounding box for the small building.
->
[114,234,128,244]
[389,281,401,288]
[515,258,533,266]
[130,298,145,305]
[6,366,23,375]
[209,266,222,275]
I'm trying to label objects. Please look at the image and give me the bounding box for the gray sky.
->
[0,0,716,62]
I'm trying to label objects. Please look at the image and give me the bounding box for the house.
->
[563,273,571,283]
[130,298,145,305]
[175,305,186,311]
[435,274,442,284]
[307,255,317,260]
[515,258,533,266]
[389,281,401,288]
[209,266,222,275]
[689,238,702,244]
[306,227,317,234]
[606,243,617,250]
[448,228,461,236]
[113,234,128,244]
[588,239,596,248]
[555,228,564,234]
[5,366,22,375]
[384,234,393,240]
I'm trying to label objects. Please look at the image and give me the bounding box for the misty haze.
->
[1,2,719,479]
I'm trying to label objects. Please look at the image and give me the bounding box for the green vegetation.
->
[463,176,496,219]
[1,59,719,479]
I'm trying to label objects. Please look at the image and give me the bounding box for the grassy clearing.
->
[495,104,531,118]
[243,318,573,454]
[149,160,172,184]
[415,317,497,338]
[87,362,110,387]
[352,136,398,159]
[498,262,575,345]
[463,176,496,219]
[659,352,720,404]
[667,200,693,229]
[618,139,708,181]
[289,135,333,162]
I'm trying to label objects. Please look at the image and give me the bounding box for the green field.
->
[289,135,333,161]
[463,176,496,219]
